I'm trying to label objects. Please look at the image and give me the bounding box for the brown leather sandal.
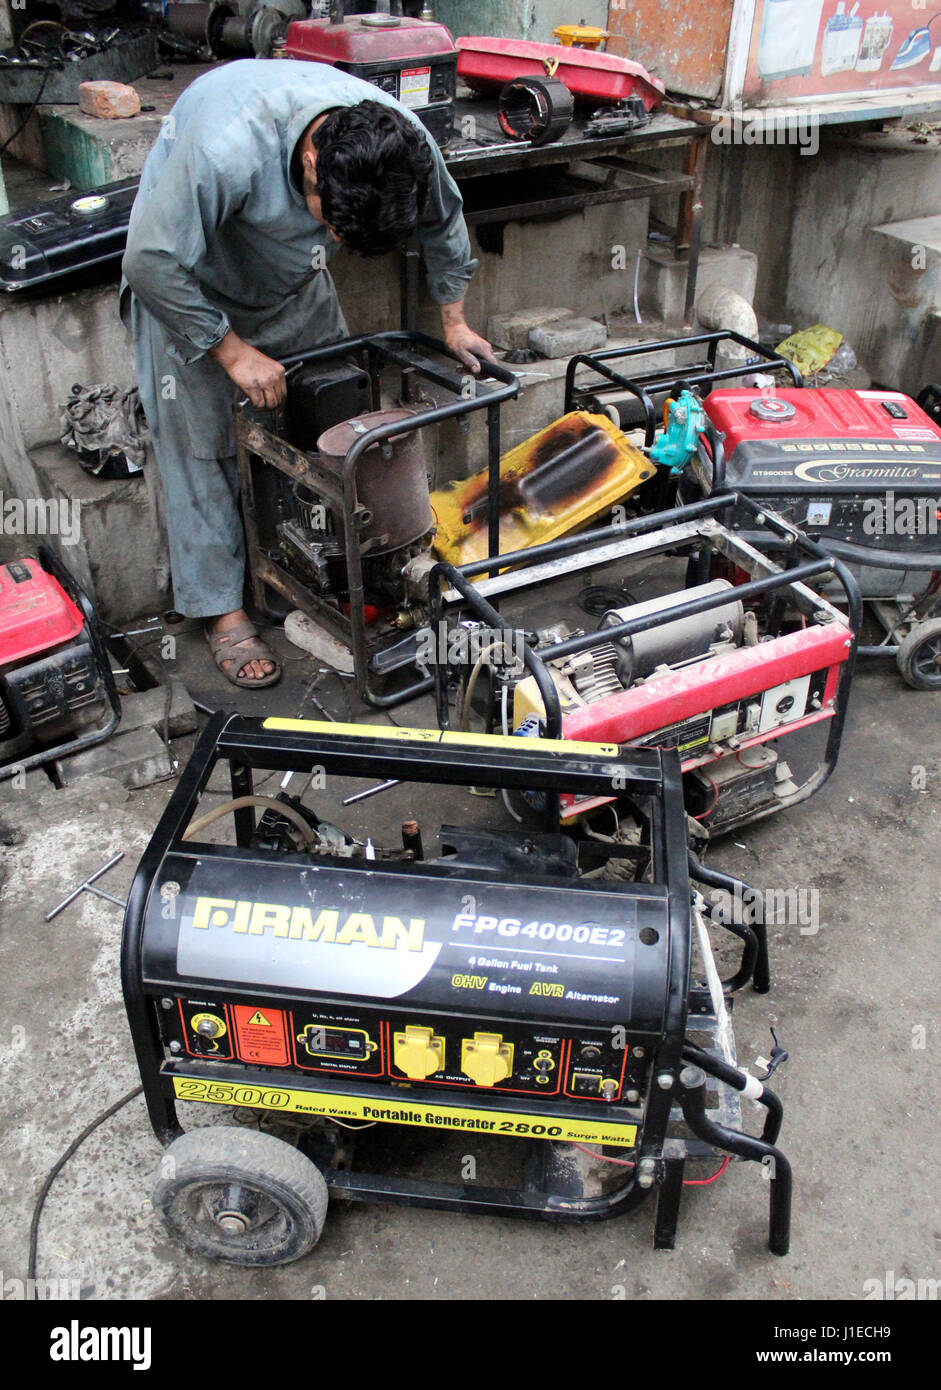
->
[206,619,282,688]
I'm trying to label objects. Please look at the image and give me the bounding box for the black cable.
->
[0,66,51,160]
[27,1085,142,1295]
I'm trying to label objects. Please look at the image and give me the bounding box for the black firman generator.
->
[122,716,790,1265]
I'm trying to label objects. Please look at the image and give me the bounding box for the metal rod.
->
[45,852,125,921]
[83,884,128,908]
[342,779,400,805]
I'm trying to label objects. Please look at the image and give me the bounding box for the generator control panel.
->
[165,994,643,1102]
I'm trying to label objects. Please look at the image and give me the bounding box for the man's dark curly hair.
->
[312,100,434,256]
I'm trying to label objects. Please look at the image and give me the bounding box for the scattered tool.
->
[45,853,125,921]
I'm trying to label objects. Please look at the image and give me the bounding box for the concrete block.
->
[118,678,197,741]
[11,441,172,627]
[283,610,355,674]
[863,217,941,393]
[529,317,608,359]
[56,725,172,789]
[0,769,51,806]
[641,243,759,328]
[487,307,574,350]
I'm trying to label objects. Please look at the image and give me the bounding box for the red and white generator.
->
[429,496,860,839]
[0,545,119,779]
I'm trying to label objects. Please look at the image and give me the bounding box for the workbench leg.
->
[678,138,707,333]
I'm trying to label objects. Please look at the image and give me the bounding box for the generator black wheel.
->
[896,619,941,690]
[153,1126,328,1266]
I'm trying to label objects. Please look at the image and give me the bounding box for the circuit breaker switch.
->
[393,1025,445,1079]
[461,1032,514,1087]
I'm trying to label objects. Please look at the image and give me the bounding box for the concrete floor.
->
[0,605,938,1302]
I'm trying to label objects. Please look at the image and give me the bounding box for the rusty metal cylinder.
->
[165,2,212,42]
[316,409,432,552]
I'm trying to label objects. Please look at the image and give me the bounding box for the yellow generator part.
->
[553,24,609,48]
[430,411,653,569]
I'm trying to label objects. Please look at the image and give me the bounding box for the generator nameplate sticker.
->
[172,1076,638,1147]
[399,66,431,109]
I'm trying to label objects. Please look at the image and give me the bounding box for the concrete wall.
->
[701,131,941,387]
[333,196,650,333]
[434,0,607,43]
[0,285,170,620]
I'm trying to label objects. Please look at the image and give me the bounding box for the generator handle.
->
[688,853,768,994]
[682,1042,783,1146]
[564,331,803,410]
[807,537,941,571]
[678,1065,791,1256]
[429,557,565,747]
[563,355,658,444]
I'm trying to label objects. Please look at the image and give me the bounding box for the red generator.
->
[429,497,860,839]
[0,545,119,779]
[565,332,941,689]
[285,5,458,147]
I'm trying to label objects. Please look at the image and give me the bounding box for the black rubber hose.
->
[687,852,770,994]
[682,1040,783,1146]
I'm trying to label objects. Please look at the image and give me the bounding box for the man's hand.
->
[440,299,496,376]
[210,330,286,409]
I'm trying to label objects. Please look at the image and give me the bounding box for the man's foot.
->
[206,610,281,687]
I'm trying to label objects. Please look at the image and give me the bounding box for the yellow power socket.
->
[461,1032,514,1087]
[393,1025,445,1080]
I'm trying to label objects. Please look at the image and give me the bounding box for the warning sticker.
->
[231,1005,289,1066]
[399,66,431,109]
[172,1075,638,1147]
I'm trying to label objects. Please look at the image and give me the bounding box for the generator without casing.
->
[122,716,791,1265]
[429,495,860,837]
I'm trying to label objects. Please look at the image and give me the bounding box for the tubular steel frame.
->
[121,714,790,1252]
[236,331,518,707]
[428,492,862,841]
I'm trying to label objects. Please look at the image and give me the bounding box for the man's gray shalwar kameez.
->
[122,58,476,618]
